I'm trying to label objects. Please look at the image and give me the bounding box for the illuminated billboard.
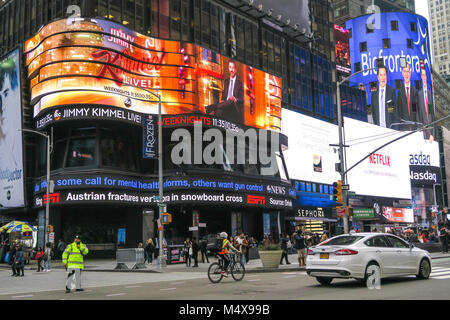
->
[25,18,282,131]
[334,24,351,74]
[0,49,24,208]
[345,13,434,136]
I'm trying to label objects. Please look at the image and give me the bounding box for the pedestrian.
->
[56,239,65,260]
[184,237,192,267]
[137,242,143,248]
[63,235,89,293]
[294,230,307,266]
[14,245,24,277]
[234,233,248,267]
[43,243,52,272]
[35,247,44,272]
[279,233,291,265]
[320,233,328,243]
[439,227,449,253]
[244,234,250,264]
[144,238,155,264]
[8,243,17,276]
[199,237,209,263]
[191,238,199,267]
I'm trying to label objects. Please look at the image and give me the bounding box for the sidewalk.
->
[3,251,449,274]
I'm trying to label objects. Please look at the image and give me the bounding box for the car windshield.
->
[319,236,364,246]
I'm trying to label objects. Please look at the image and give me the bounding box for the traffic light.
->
[332,180,343,204]
[162,213,172,224]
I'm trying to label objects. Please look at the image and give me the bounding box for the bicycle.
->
[207,252,245,283]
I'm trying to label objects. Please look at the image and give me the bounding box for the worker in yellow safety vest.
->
[62,235,88,293]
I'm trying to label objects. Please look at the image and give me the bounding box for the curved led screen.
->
[25,18,282,131]
[345,12,434,135]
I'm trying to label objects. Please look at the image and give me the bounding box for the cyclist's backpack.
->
[214,238,223,253]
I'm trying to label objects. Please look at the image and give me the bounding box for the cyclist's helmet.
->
[220,232,228,239]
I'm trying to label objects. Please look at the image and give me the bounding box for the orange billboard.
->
[25,18,282,131]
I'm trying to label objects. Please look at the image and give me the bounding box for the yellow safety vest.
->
[219,239,229,255]
[62,242,89,269]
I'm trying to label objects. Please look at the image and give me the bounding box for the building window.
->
[66,137,96,168]
[354,62,361,72]
[411,22,417,32]
[366,24,374,34]
[391,20,399,31]
[407,38,413,49]
[360,41,367,52]
[383,38,391,49]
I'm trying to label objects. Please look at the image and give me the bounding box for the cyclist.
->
[217,232,239,277]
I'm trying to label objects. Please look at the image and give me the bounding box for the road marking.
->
[431,267,447,270]
[160,288,177,291]
[432,275,450,279]
[284,275,297,279]
[125,286,142,288]
[170,282,185,285]
[106,293,125,297]
[431,270,450,276]
[247,279,261,282]
[12,295,33,298]
[246,275,259,278]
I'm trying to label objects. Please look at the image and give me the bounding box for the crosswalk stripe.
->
[432,275,450,280]
[431,271,450,276]
[431,267,447,270]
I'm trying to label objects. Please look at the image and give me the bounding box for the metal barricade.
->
[115,248,146,269]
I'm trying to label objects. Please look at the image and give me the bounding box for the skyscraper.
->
[428,0,450,84]
[334,0,415,27]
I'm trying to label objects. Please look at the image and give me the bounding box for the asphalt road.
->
[1,258,450,301]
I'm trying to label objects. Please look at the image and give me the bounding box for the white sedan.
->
[306,233,432,285]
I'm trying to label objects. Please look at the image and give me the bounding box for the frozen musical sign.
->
[25,18,282,132]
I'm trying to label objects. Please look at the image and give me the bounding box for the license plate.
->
[320,253,329,259]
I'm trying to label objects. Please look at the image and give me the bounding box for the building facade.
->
[0,0,341,252]
[428,0,450,83]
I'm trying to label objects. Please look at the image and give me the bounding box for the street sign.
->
[342,184,349,190]
[198,223,206,227]
[347,191,356,198]
[48,232,55,243]
[154,196,160,201]
[157,202,167,207]
[189,226,199,231]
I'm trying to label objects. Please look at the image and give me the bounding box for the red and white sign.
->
[382,207,414,223]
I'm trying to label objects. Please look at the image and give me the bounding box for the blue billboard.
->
[345,12,434,135]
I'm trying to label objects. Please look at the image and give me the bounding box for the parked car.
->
[306,233,432,285]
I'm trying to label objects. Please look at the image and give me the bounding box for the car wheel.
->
[363,262,381,287]
[416,259,431,279]
[316,277,333,285]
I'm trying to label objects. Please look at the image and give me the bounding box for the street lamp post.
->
[336,66,380,233]
[19,128,51,247]
[138,87,166,269]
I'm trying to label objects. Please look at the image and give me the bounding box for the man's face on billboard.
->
[229,62,236,79]
[0,75,13,137]
[421,69,427,88]
[402,65,411,84]
[378,68,387,88]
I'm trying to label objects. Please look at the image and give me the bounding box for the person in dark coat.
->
[279,234,291,265]
[439,227,449,253]
[144,238,155,264]
[14,245,24,277]
[191,238,199,267]
[371,66,399,128]
[199,237,209,263]
[9,244,17,276]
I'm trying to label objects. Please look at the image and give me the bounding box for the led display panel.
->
[25,18,282,131]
